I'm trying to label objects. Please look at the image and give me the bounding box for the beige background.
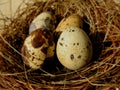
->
[0,0,48,28]
[0,0,31,18]
[0,0,34,28]
[0,0,48,18]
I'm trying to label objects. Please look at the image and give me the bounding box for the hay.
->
[0,0,120,89]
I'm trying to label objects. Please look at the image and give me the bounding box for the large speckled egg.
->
[21,28,55,69]
[29,11,55,34]
[56,14,83,33]
[56,26,92,70]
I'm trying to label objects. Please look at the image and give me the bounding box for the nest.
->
[0,0,120,89]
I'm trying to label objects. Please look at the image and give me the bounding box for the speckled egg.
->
[29,11,55,34]
[21,28,55,69]
[56,14,83,33]
[56,26,92,70]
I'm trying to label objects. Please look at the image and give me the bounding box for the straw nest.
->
[0,0,120,89]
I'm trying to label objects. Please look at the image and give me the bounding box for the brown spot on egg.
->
[31,29,46,48]
[43,30,49,39]
[77,43,79,45]
[72,29,75,32]
[36,64,40,67]
[39,29,54,50]
[77,55,81,59]
[70,54,74,60]
[41,46,48,54]
[73,43,75,45]
[59,42,63,46]
[32,57,35,61]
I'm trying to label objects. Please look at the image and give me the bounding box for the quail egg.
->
[56,14,83,33]
[29,11,55,34]
[21,28,55,69]
[56,26,92,70]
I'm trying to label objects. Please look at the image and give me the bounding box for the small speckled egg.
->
[56,26,92,70]
[29,11,55,34]
[21,28,55,69]
[56,14,83,33]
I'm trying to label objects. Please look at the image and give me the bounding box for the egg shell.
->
[21,28,55,69]
[56,26,93,70]
[29,11,55,34]
[56,14,83,33]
